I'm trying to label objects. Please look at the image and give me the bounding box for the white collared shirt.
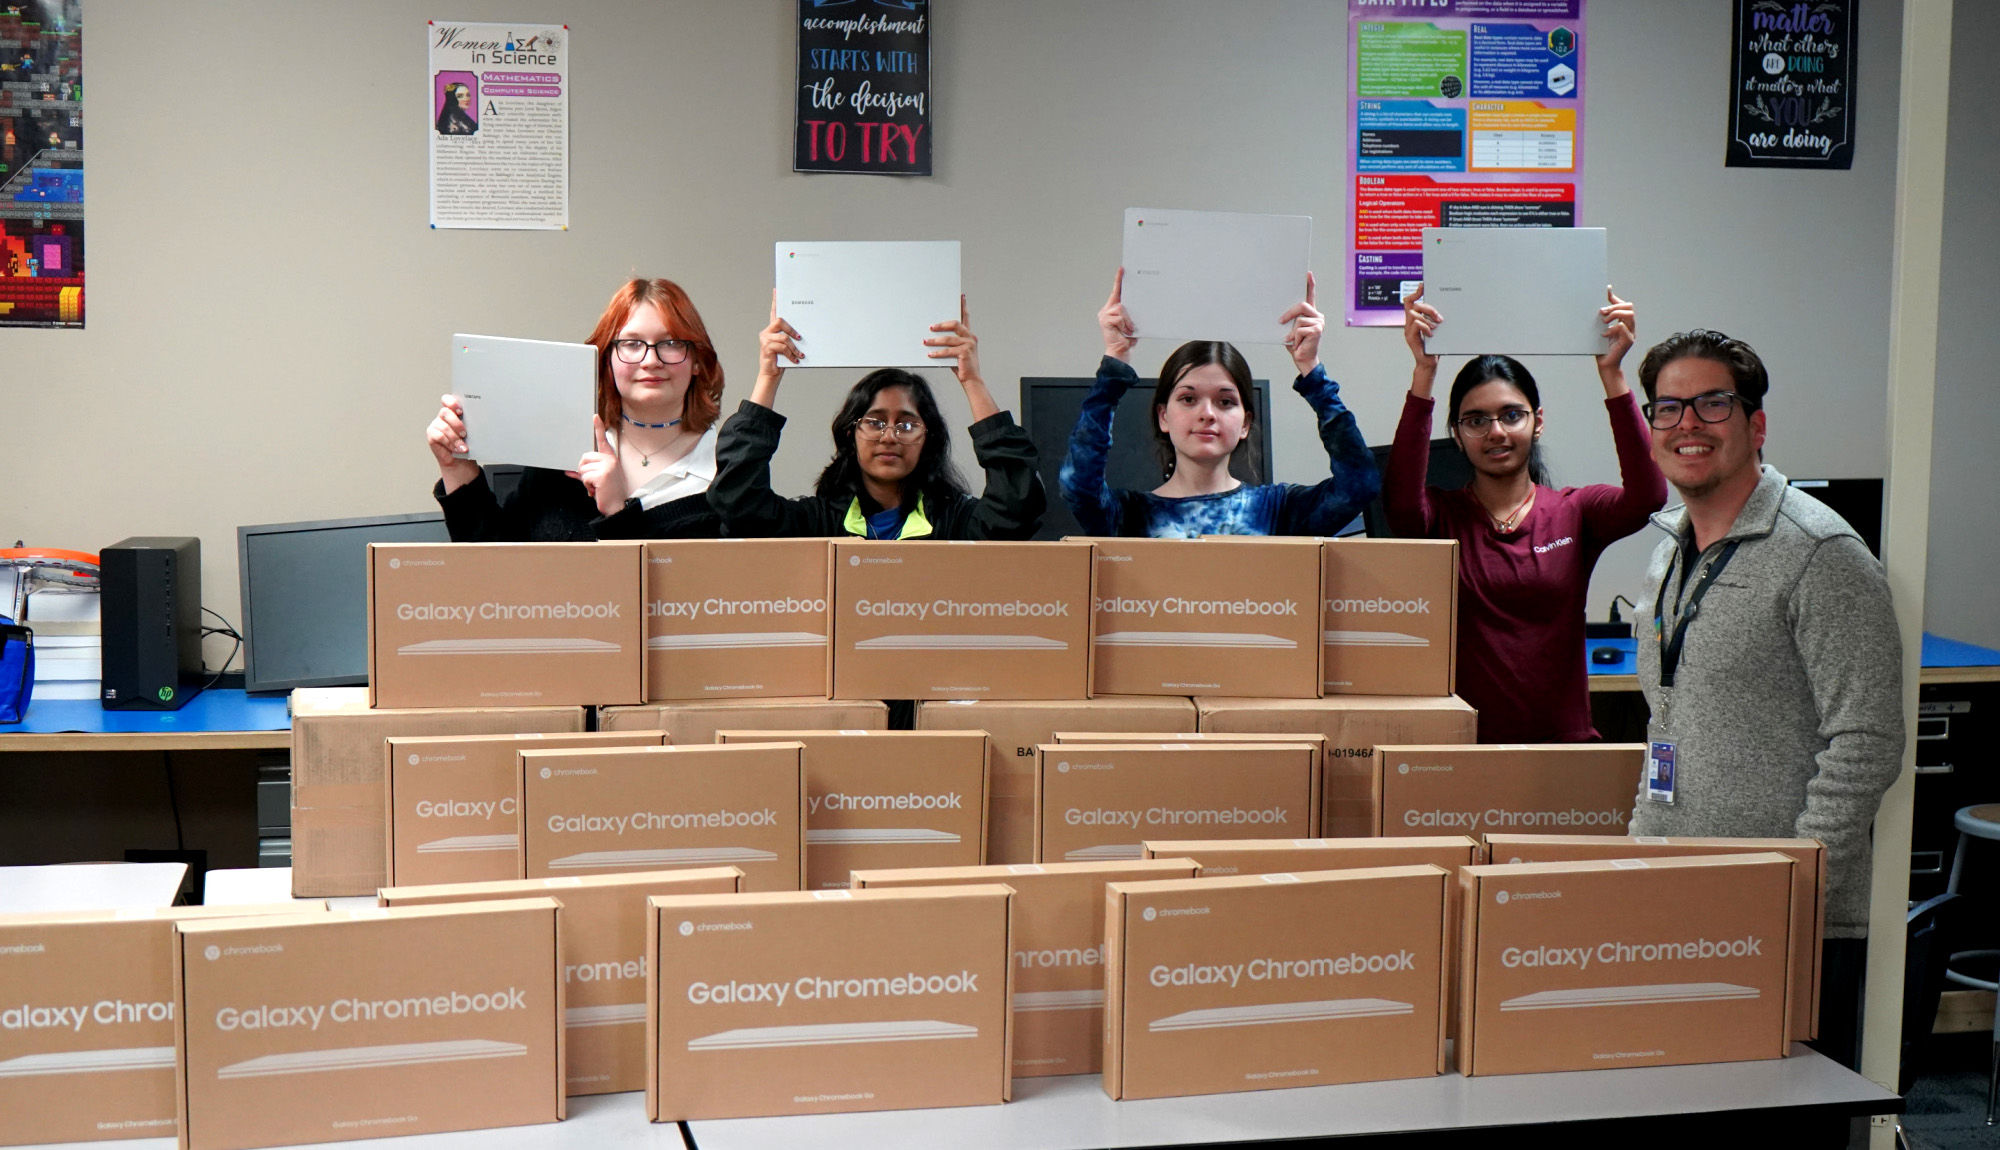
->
[611,425,719,510]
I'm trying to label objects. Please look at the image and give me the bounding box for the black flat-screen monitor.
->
[1362,438,1475,538]
[1017,376,1275,540]
[236,512,451,693]
[1787,478,1883,557]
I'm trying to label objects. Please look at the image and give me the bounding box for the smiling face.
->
[1451,379,1542,479]
[611,302,693,419]
[855,385,925,487]
[1157,363,1250,467]
[1649,356,1765,498]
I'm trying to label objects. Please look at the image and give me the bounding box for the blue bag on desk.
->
[0,616,32,723]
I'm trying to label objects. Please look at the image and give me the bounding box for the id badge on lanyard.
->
[1648,538,1741,806]
[1646,740,1676,804]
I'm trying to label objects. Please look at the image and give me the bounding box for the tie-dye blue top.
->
[1058,356,1380,537]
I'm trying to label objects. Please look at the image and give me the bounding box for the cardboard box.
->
[173,900,564,1150]
[599,697,888,741]
[831,540,1093,701]
[646,885,1014,1120]
[1080,538,1322,698]
[714,731,990,890]
[0,904,324,1148]
[1456,854,1795,1076]
[1376,744,1644,839]
[380,867,743,1095]
[1485,834,1827,1041]
[852,858,1200,1078]
[1102,866,1449,1100]
[1057,732,1326,824]
[916,697,1197,866]
[644,540,833,701]
[520,743,808,891]
[1194,695,1478,838]
[1034,744,1318,864]
[289,686,584,897]
[384,732,666,887]
[1320,539,1458,696]
[368,542,644,709]
[1139,836,1483,879]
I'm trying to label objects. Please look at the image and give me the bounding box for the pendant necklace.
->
[1490,489,1536,534]
[623,413,682,467]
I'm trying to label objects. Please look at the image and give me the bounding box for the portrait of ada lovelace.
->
[435,73,478,136]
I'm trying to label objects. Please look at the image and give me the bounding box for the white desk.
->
[203,865,376,912]
[15,1048,1895,1150]
[685,1047,1896,1148]
[0,862,187,913]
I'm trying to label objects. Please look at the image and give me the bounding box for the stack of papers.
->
[26,588,100,701]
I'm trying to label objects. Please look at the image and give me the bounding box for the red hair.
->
[585,278,724,434]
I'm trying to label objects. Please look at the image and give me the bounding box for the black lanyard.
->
[1653,538,1741,689]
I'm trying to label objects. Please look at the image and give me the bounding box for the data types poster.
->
[1344,1,1587,326]
[428,21,569,230]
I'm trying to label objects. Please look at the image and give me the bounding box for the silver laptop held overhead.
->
[1418,227,1609,357]
[451,334,597,474]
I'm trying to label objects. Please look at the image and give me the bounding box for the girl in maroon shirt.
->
[1384,286,1666,742]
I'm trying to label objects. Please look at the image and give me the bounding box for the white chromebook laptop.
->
[774,241,961,368]
[1119,207,1312,346]
[1418,227,1609,356]
[451,333,597,474]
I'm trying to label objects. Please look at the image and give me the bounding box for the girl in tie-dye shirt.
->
[1059,270,1379,537]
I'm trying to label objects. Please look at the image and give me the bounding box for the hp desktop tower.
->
[101,536,206,710]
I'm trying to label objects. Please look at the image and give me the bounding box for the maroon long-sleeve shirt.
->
[1384,391,1666,742]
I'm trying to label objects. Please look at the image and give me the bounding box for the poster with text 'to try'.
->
[1345,0,1587,327]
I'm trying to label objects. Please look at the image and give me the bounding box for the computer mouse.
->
[1591,646,1623,665]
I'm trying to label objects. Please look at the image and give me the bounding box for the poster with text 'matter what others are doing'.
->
[1344,0,1587,327]
[428,21,569,230]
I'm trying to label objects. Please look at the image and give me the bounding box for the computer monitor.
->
[1787,478,1883,557]
[1362,439,1474,538]
[236,512,450,693]
[1017,376,1274,540]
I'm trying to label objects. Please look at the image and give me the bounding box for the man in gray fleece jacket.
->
[1631,329,1902,1071]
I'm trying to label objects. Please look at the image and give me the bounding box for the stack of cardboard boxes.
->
[151,533,1819,1135]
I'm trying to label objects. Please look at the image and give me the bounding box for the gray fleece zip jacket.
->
[1632,465,1903,938]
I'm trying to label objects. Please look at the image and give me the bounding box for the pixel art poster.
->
[0,0,82,328]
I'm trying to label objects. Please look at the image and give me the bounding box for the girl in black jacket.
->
[707,296,1045,540]
[426,277,726,541]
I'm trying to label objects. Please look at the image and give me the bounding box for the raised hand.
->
[572,415,628,517]
[924,295,982,385]
[1597,286,1637,371]
[1098,267,1137,361]
[1402,283,1441,373]
[426,394,481,490]
[1279,272,1324,377]
[751,289,804,409]
[926,295,1000,421]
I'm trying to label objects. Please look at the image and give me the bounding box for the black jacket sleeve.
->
[706,401,840,538]
[593,491,725,539]
[949,411,1047,540]
[434,467,597,542]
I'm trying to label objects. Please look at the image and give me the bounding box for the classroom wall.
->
[4,0,1988,667]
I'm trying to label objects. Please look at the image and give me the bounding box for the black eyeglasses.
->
[854,416,925,443]
[1454,407,1532,432]
[610,338,695,365]
[1643,390,1756,430]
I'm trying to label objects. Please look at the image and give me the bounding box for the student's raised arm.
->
[1058,269,1139,535]
[1383,284,1444,536]
[748,291,804,411]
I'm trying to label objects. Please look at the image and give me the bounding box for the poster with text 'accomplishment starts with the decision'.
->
[1344,0,1587,327]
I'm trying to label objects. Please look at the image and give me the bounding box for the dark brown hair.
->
[1151,341,1260,478]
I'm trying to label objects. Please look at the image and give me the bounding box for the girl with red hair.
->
[425,277,727,540]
